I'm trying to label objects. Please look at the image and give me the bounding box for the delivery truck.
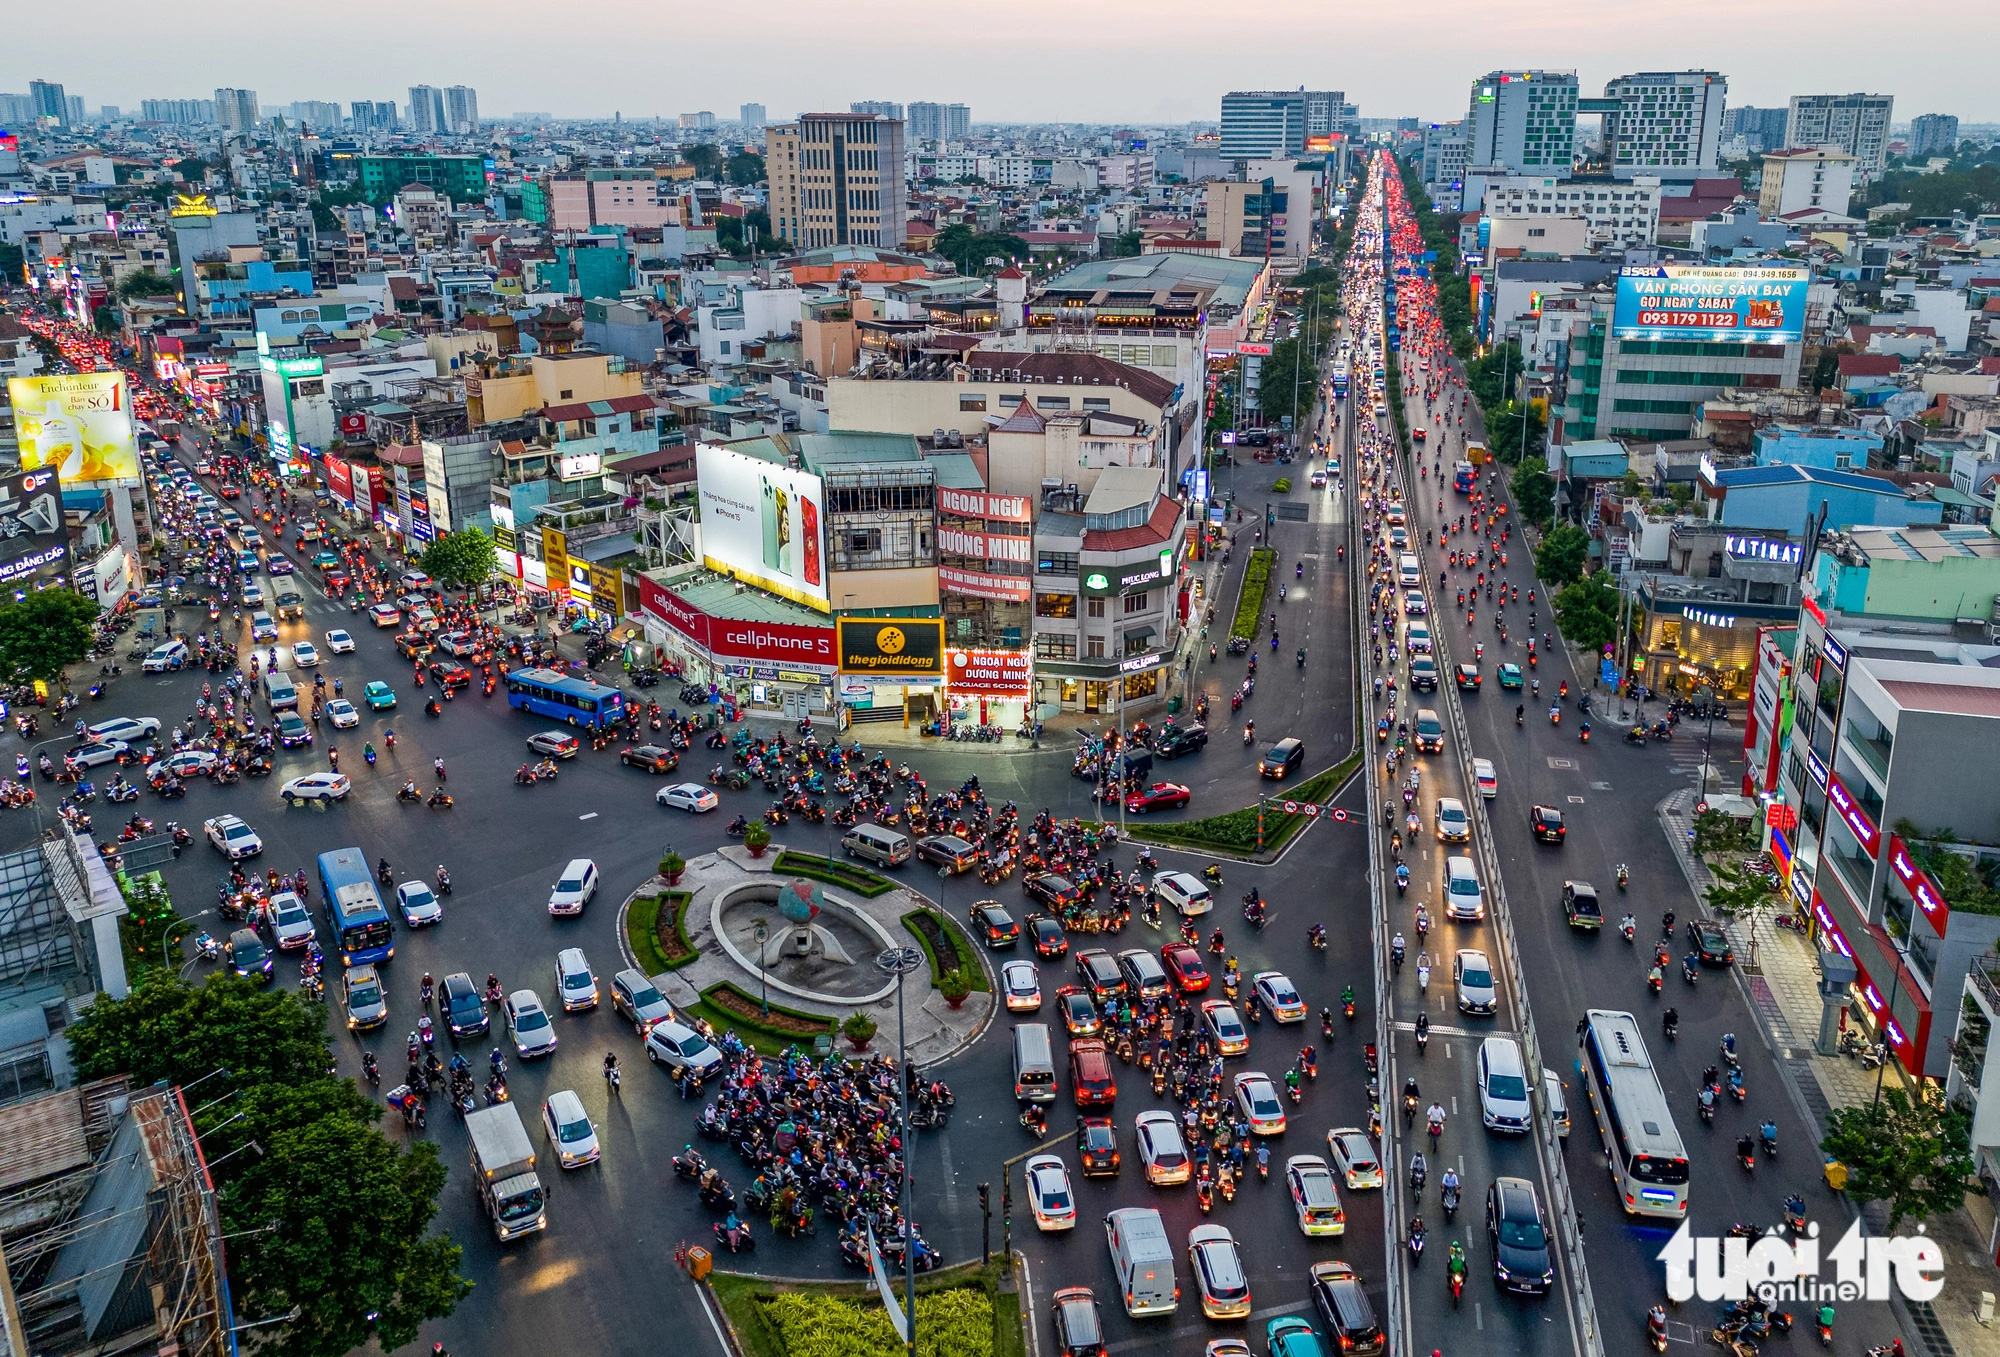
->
[466,1103,546,1240]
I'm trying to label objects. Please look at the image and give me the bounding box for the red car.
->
[1124,781,1192,814]
[323,567,350,589]
[1160,941,1211,993]
[217,483,241,498]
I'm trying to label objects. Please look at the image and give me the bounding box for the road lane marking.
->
[579,812,598,820]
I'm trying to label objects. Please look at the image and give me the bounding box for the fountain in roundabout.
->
[708,876,904,1005]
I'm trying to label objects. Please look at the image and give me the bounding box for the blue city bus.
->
[1331,366,1350,399]
[503,666,626,730]
[1452,460,1477,494]
[319,847,393,966]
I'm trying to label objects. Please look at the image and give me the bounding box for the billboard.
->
[638,577,839,670]
[946,649,1032,695]
[1612,265,1810,344]
[838,618,945,677]
[695,443,828,612]
[0,465,67,588]
[7,373,139,484]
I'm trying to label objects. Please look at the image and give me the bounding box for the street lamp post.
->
[753,918,769,1018]
[875,946,926,1357]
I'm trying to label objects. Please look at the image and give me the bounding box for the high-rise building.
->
[141,98,215,125]
[351,100,398,133]
[98,106,118,121]
[1219,91,1342,158]
[1724,106,1790,153]
[1757,146,1857,219]
[740,103,767,132]
[908,102,944,142]
[1420,121,1468,209]
[1909,114,1961,159]
[1598,71,1726,182]
[678,111,716,131]
[29,81,68,126]
[766,113,907,250]
[0,94,34,126]
[946,103,971,140]
[1464,71,1578,174]
[290,101,342,131]
[65,96,84,126]
[443,86,479,135]
[213,88,259,133]
[1785,93,1894,181]
[851,101,903,121]
[407,85,446,135]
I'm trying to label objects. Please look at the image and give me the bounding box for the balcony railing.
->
[1971,953,2000,1019]
[1847,727,1892,781]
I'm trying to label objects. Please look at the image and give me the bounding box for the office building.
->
[1598,71,1726,182]
[1219,90,1338,158]
[290,100,342,131]
[141,99,214,125]
[1478,174,1662,248]
[408,85,446,135]
[0,94,32,125]
[443,86,479,134]
[66,96,84,126]
[549,168,678,230]
[351,100,397,133]
[766,113,907,250]
[740,103,766,132]
[1757,146,1857,220]
[1786,93,1895,181]
[1724,106,1791,153]
[1909,114,1960,158]
[678,111,715,131]
[946,103,971,140]
[213,88,259,133]
[851,101,904,121]
[1421,121,1468,208]
[30,80,68,126]
[355,153,488,201]
[1465,70,1578,175]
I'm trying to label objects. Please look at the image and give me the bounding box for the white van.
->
[1477,1036,1531,1134]
[263,671,298,712]
[841,824,912,867]
[1544,1070,1570,1140]
[1443,855,1484,921]
[1013,1022,1056,1103]
[1104,1207,1177,1316]
[1398,553,1421,587]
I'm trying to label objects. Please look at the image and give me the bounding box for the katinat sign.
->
[947,649,1032,695]
[936,487,1032,523]
[637,576,837,671]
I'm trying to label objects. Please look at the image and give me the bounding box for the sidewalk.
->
[1661,788,1997,1357]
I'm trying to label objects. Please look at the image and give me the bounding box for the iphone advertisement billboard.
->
[695,442,829,612]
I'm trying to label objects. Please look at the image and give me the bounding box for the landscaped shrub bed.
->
[773,851,894,897]
[1230,548,1275,639]
[758,1287,994,1357]
[701,981,836,1038]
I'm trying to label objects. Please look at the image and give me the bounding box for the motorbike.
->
[713,1218,755,1253]
[1441,1181,1459,1220]
[427,790,453,809]
[672,1146,709,1182]
[1647,1308,1670,1353]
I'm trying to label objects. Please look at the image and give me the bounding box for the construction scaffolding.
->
[0,1084,229,1357]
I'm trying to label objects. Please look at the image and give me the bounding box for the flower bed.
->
[773,851,895,898]
[701,980,836,1038]
[902,908,990,991]
[625,891,697,974]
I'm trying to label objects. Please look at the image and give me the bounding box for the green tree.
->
[681,143,724,180]
[1704,860,1771,916]
[214,1080,471,1357]
[930,226,1032,277]
[1485,401,1546,466]
[1821,1088,1974,1229]
[172,157,208,182]
[92,303,119,335]
[418,528,500,593]
[1107,230,1143,258]
[0,241,22,280]
[66,970,332,1090]
[117,269,178,301]
[0,589,101,682]
[716,209,786,258]
[724,150,766,187]
[1552,571,1620,652]
[1510,461,1555,529]
[1534,522,1589,588]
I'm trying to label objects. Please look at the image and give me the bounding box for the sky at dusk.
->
[9,0,1997,126]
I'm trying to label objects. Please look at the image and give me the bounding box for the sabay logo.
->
[1658,1221,1944,1304]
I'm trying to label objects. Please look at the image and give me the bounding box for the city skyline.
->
[5,0,1998,126]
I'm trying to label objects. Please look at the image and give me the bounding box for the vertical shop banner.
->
[542,527,570,593]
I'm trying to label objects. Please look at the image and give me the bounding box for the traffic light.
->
[978,1182,990,1212]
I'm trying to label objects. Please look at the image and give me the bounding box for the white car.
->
[1200,999,1250,1056]
[290,641,320,668]
[324,629,356,654]
[1325,1128,1383,1190]
[542,1089,599,1168]
[1285,1155,1346,1235]
[1434,796,1471,843]
[1153,870,1213,916]
[1187,1223,1252,1319]
[396,880,443,927]
[1473,757,1498,799]
[657,782,720,813]
[279,772,350,803]
[1002,959,1042,1012]
[1455,949,1498,1016]
[1136,1111,1192,1184]
[325,699,360,729]
[399,570,432,590]
[1025,1153,1076,1231]
[1252,971,1307,1022]
[506,990,559,1059]
[65,740,129,770]
[547,858,599,916]
[555,947,599,1012]
[269,891,315,951]
[240,582,264,607]
[643,1020,722,1077]
[164,749,219,778]
[1402,589,1427,617]
[203,814,263,859]
[84,716,160,745]
[1234,1071,1287,1135]
[250,611,278,641]
[368,603,400,628]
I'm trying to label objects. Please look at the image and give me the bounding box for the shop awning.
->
[1123,626,1158,643]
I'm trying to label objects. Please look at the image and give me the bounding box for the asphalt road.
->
[3,418,1376,1357]
[1386,325,1902,1352]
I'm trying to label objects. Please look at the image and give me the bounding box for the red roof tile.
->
[962,350,1178,409]
[1838,354,1902,379]
[1084,497,1183,552]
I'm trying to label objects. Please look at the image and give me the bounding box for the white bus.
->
[1578,1009,1689,1218]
